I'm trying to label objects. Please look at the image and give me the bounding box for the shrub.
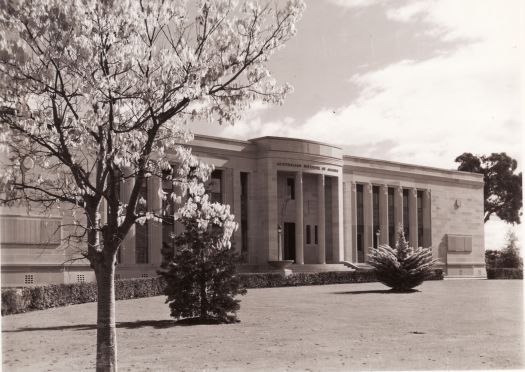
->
[486,230,523,270]
[367,228,437,292]
[1,277,164,316]
[487,268,523,280]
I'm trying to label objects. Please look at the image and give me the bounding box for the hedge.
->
[2,277,165,316]
[486,268,523,280]
[2,269,443,316]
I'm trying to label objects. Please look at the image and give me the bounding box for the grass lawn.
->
[2,280,523,371]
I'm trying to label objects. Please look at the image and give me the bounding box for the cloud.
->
[222,0,521,170]
[326,0,386,9]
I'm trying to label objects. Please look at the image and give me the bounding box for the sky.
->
[193,0,523,251]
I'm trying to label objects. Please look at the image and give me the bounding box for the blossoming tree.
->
[160,160,247,323]
[0,0,304,370]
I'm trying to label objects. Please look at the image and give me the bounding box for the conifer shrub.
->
[367,228,437,292]
[159,165,246,323]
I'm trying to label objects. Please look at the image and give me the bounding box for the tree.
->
[367,227,437,292]
[499,230,522,269]
[0,1,304,370]
[159,163,246,323]
[455,152,522,224]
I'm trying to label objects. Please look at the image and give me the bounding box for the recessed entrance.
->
[283,222,296,262]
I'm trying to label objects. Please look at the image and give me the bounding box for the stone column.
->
[409,188,418,247]
[394,186,403,238]
[350,181,358,262]
[336,175,345,263]
[149,176,162,265]
[422,189,432,248]
[379,185,389,245]
[363,183,373,259]
[343,181,353,262]
[266,162,278,263]
[318,174,326,264]
[295,171,304,264]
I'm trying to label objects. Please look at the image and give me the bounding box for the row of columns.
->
[350,182,431,262]
[292,171,341,265]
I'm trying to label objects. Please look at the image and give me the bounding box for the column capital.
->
[381,184,388,194]
[366,182,373,193]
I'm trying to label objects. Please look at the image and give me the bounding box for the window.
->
[208,170,223,203]
[135,178,149,264]
[140,273,149,278]
[24,274,34,285]
[115,274,121,280]
[240,172,249,262]
[314,225,318,245]
[287,178,295,200]
[388,187,395,247]
[372,186,380,248]
[77,274,85,283]
[306,225,311,244]
[417,190,424,246]
[356,184,364,262]
[162,167,175,263]
[402,189,409,239]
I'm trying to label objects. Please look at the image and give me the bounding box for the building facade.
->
[0,135,486,286]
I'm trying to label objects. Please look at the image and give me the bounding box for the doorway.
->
[283,222,296,262]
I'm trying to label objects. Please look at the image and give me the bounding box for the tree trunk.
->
[200,265,207,319]
[94,261,118,372]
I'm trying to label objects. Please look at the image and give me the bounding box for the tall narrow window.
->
[114,171,122,264]
[356,184,364,262]
[240,172,249,262]
[388,187,395,247]
[208,170,223,203]
[402,189,409,240]
[417,190,424,247]
[372,185,380,248]
[314,225,318,245]
[135,178,149,264]
[306,225,311,244]
[287,178,295,200]
[162,168,175,263]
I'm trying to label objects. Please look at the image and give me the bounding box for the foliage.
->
[486,268,523,280]
[367,228,437,292]
[159,166,246,323]
[455,152,522,224]
[485,230,522,270]
[1,277,166,316]
[0,0,304,368]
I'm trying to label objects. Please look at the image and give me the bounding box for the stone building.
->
[0,135,486,286]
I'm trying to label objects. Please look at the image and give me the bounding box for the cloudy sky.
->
[194,0,523,250]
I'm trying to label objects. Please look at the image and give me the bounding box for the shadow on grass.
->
[333,289,420,295]
[3,317,236,333]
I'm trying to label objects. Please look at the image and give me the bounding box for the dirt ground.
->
[2,280,523,371]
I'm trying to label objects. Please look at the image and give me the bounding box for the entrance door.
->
[283,223,296,262]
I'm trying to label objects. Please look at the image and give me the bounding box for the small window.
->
[287,178,295,200]
[77,274,85,283]
[115,274,121,280]
[306,225,311,244]
[315,225,318,245]
[140,273,149,278]
[24,274,34,285]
